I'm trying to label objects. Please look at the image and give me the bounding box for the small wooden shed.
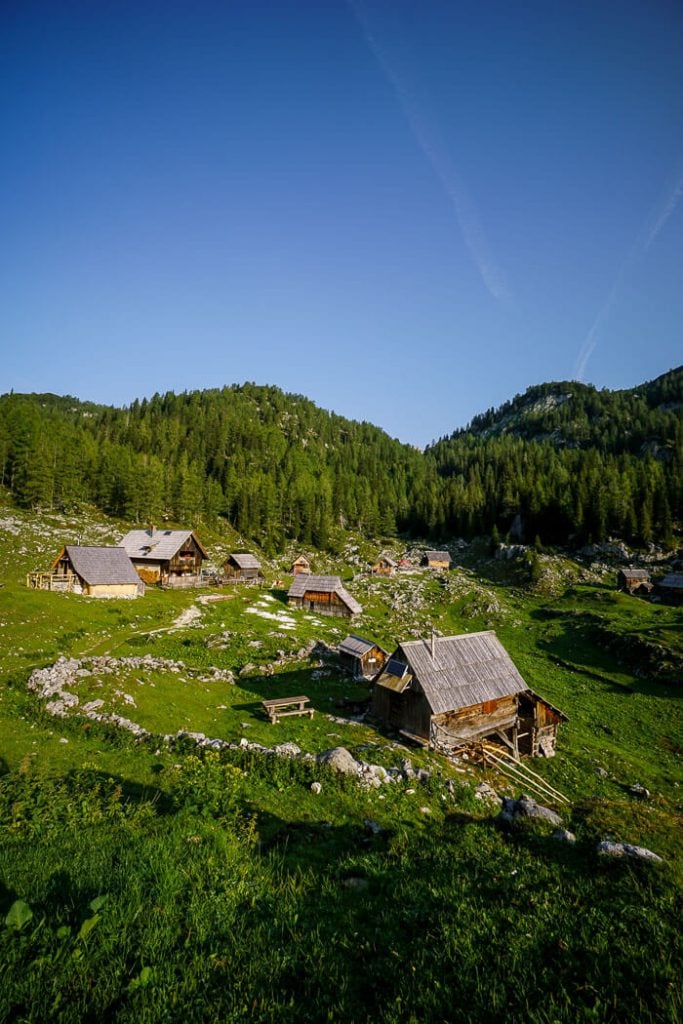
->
[339,635,389,679]
[287,574,362,618]
[119,528,207,586]
[423,550,451,570]
[371,631,566,758]
[291,555,311,575]
[224,553,264,583]
[50,546,143,598]
[617,568,653,595]
[372,554,397,576]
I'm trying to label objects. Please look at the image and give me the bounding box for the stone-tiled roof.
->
[287,574,362,615]
[61,546,141,587]
[119,529,207,562]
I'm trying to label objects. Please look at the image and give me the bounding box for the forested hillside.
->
[1,368,681,550]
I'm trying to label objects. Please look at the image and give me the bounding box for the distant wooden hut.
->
[372,554,397,577]
[287,574,362,618]
[291,555,311,575]
[119,528,207,586]
[423,550,451,570]
[372,631,566,757]
[658,573,683,601]
[40,546,144,598]
[224,553,264,583]
[617,568,653,595]
[339,635,389,679]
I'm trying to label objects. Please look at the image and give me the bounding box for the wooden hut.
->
[287,574,362,618]
[657,573,683,601]
[43,546,143,598]
[372,554,397,576]
[617,568,653,595]
[224,553,264,583]
[291,555,311,575]
[119,528,207,586]
[339,635,389,679]
[423,550,451,570]
[371,631,566,758]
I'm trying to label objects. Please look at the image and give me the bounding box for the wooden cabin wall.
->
[291,591,353,617]
[170,539,202,575]
[372,687,431,738]
[134,564,162,584]
[434,696,518,743]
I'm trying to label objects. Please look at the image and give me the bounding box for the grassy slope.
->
[0,503,681,1023]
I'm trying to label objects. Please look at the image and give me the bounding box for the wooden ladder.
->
[480,741,570,806]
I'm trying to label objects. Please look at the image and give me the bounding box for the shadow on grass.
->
[62,768,175,815]
[234,666,371,721]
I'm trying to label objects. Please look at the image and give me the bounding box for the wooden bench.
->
[262,696,314,724]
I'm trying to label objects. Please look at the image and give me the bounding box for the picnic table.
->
[262,695,314,724]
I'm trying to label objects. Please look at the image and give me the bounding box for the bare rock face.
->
[497,794,563,828]
[316,746,361,776]
[597,841,663,864]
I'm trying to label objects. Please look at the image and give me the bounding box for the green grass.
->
[0,502,682,1021]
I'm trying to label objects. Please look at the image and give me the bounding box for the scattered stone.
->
[475,781,501,805]
[552,828,576,844]
[310,782,322,795]
[498,794,563,828]
[82,700,105,713]
[596,766,608,779]
[342,877,369,891]
[629,784,651,800]
[419,806,432,815]
[316,746,361,776]
[275,742,301,758]
[597,841,663,864]
[239,663,256,677]
[364,818,382,835]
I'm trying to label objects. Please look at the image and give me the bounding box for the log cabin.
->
[617,568,653,595]
[339,635,389,679]
[287,574,362,618]
[119,528,207,586]
[423,550,451,570]
[223,553,264,583]
[372,554,397,576]
[49,546,143,598]
[291,555,311,575]
[371,631,566,758]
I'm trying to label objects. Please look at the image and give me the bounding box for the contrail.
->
[574,169,683,381]
[347,0,510,303]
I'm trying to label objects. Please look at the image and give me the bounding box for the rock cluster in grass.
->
[27,654,235,737]
[497,794,563,828]
[597,841,663,864]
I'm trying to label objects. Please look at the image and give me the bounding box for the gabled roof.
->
[376,631,528,714]
[292,554,310,565]
[287,574,362,615]
[339,634,388,658]
[619,568,651,580]
[425,550,451,562]
[119,529,207,562]
[56,546,141,587]
[228,552,262,570]
[375,554,397,566]
[659,573,683,589]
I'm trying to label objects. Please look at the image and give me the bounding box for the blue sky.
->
[2,0,682,445]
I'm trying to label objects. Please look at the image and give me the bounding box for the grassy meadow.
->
[0,503,681,1023]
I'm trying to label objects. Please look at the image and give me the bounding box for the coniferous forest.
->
[0,366,681,551]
